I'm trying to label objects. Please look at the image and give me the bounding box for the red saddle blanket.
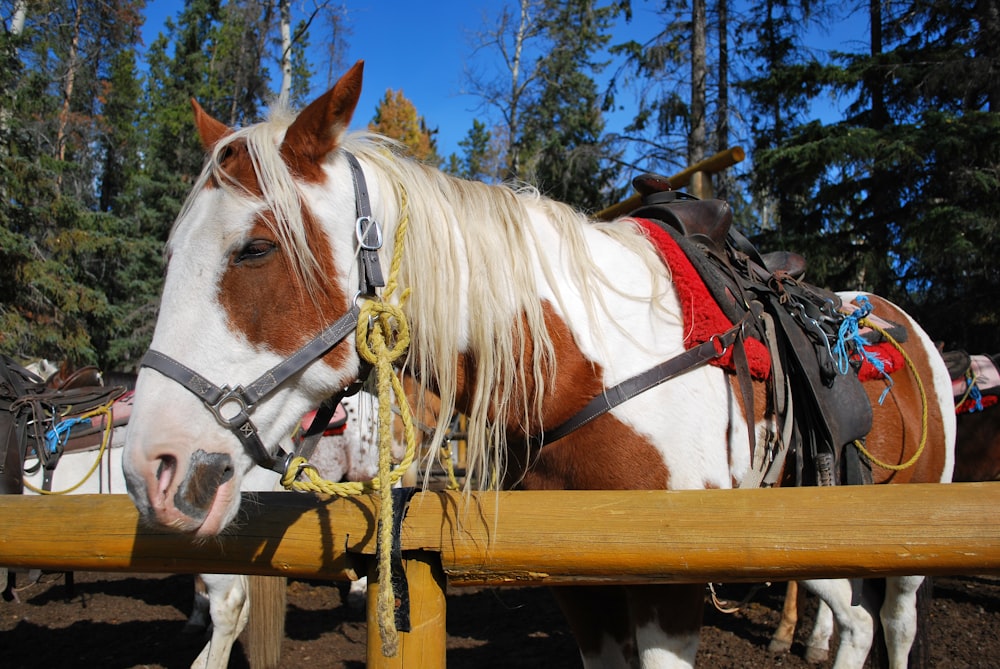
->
[635,218,900,384]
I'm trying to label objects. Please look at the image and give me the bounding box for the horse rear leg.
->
[626,583,703,668]
[552,585,634,668]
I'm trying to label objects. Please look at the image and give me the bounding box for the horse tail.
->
[241,575,286,669]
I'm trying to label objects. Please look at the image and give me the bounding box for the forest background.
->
[2,0,998,372]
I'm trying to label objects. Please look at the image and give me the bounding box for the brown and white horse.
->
[121,61,955,668]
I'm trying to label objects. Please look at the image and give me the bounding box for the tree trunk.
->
[279,0,292,107]
[715,0,730,200]
[56,0,84,185]
[689,0,708,195]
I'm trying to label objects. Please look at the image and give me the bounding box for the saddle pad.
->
[635,218,772,379]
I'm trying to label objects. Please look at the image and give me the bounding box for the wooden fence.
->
[2,483,999,667]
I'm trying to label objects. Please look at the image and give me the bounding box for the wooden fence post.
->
[367,551,447,668]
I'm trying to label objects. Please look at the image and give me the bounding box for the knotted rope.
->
[279,191,415,657]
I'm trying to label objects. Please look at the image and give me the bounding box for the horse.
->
[8,362,385,668]
[120,61,955,668]
[768,349,997,663]
[947,351,1000,482]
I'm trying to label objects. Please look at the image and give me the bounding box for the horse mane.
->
[176,108,671,490]
[340,134,672,490]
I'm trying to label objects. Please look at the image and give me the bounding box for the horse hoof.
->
[804,646,829,664]
[768,638,792,654]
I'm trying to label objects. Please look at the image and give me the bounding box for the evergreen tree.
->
[455,119,496,182]
[517,0,624,211]
[747,0,1000,350]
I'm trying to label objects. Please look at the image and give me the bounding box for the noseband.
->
[140,152,384,474]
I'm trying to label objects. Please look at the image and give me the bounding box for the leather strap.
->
[346,152,384,295]
[536,316,748,447]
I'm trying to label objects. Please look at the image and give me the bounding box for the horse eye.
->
[234,239,276,264]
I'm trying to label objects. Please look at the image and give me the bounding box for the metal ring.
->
[207,386,252,428]
[356,216,383,250]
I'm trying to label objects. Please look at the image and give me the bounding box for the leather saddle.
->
[627,173,879,488]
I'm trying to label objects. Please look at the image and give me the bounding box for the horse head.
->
[123,62,375,536]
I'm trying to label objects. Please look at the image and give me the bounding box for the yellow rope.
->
[278,190,416,657]
[438,442,461,491]
[851,318,929,472]
[22,403,116,495]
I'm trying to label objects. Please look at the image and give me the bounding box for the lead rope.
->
[280,190,416,657]
[851,318,929,472]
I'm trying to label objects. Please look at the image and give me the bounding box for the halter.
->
[140,152,384,474]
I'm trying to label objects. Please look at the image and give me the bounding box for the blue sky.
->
[141,0,509,159]
[141,1,865,165]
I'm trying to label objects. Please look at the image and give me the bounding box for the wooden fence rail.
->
[2,483,999,583]
[2,483,998,668]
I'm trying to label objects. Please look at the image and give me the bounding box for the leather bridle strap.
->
[141,304,361,472]
[139,151,381,474]
[535,315,748,448]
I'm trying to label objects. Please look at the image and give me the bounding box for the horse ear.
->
[281,60,364,171]
[191,99,232,151]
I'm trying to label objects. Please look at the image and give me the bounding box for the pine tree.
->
[746,0,1000,350]
[516,0,624,211]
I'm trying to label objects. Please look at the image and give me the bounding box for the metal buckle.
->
[206,385,253,429]
[356,216,383,250]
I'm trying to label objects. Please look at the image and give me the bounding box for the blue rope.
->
[833,295,893,403]
[45,416,87,455]
[965,376,984,412]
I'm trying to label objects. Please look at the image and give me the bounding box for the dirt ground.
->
[2,569,998,668]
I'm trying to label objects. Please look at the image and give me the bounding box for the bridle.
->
[140,152,383,474]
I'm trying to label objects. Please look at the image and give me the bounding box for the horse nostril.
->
[155,455,177,498]
[173,450,235,522]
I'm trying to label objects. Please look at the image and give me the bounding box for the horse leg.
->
[184,574,212,636]
[769,580,802,653]
[626,583,703,668]
[804,599,835,664]
[551,585,635,668]
[801,578,873,669]
[191,573,250,669]
[347,576,368,611]
[879,575,924,669]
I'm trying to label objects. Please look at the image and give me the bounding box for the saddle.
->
[0,356,125,494]
[945,350,1000,412]
[629,174,891,490]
